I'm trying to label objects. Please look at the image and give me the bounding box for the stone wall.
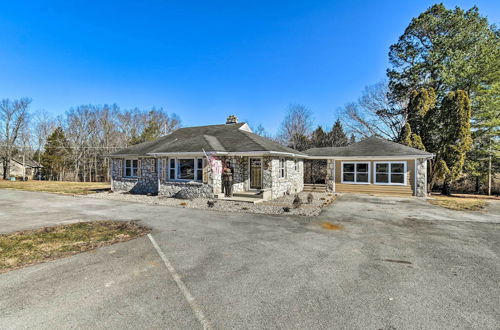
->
[111,158,158,195]
[219,156,248,193]
[269,157,304,199]
[159,181,213,199]
[325,159,335,192]
[416,158,427,197]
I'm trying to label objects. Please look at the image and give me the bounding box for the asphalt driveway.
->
[0,190,499,329]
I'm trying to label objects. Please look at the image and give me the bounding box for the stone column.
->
[416,158,427,197]
[325,159,335,192]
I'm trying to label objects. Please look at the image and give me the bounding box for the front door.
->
[249,158,262,189]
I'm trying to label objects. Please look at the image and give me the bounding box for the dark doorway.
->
[304,159,327,184]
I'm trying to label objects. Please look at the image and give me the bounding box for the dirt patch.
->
[320,221,344,230]
[0,221,150,274]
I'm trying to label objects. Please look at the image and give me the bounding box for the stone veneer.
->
[159,181,213,199]
[111,155,304,199]
[269,157,304,199]
[111,158,158,194]
[325,159,335,192]
[415,158,427,197]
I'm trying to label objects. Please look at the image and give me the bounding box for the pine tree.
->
[401,123,426,151]
[434,91,473,195]
[310,126,328,148]
[129,112,163,145]
[328,120,349,147]
[41,127,70,180]
[290,133,310,151]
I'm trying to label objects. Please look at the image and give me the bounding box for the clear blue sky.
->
[0,1,498,133]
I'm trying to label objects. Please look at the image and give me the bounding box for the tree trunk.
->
[475,176,480,194]
[441,181,451,196]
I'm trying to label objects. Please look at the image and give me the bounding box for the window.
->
[375,162,406,185]
[178,159,195,180]
[342,162,369,184]
[197,158,204,181]
[169,159,175,180]
[279,158,286,178]
[124,159,138,177]
[167,158,204,181]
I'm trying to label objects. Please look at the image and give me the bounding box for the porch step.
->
[233,191,263,199]
[214,191,264,204]
[303,184,327,192]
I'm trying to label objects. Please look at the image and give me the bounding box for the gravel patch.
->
[86,191,337,216]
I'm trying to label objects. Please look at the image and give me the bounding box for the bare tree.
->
[341,81,405,141]
[0,98,31,179]
[277,104,314,149]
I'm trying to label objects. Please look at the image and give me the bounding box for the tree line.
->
[0,103,180,181]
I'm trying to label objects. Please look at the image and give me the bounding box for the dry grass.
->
[0,180,109,195]
[0,221,150,273]
[428,195,487,211]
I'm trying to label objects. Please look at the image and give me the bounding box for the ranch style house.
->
[107,116,433,201]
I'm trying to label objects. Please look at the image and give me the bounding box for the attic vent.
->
[226,115,238,124]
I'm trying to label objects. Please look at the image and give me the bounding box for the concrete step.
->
[233,192,263,199]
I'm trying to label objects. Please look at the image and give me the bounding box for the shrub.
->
[207,200,216,208]
[292,194,302,208]
[283,206,290,212]
[307,192,314,204]
[179,202,188,206]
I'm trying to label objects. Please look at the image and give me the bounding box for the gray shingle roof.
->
[110,123,305,156]
[305,137,433,158]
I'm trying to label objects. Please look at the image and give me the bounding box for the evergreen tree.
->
[349,134,356,145]
[328,120,349,147]
[290,133,310,151]
[41,127,70,180]
[310,126,328,148]
[401,123,426,151]
[129,112,163,145]
[433,91,473,195]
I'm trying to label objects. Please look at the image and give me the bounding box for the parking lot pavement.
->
[0,190,499,329]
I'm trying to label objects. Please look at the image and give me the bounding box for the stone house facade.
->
[108,117,306,200]
[108,117,433,199]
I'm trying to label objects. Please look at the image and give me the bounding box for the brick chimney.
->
[226,115,238,124]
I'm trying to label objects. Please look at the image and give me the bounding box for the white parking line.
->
[148,234,212,330]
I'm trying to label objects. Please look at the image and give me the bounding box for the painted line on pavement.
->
[148,233,212,330]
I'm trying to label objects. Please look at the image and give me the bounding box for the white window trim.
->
[123,159,138,178]
[374,161,407,186]
[341,161,370,184]
[167,157,204,182]
[279,158,286,178]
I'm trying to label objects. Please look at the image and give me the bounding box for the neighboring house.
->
[0,157,43,180]
[304,137,433,197]
[108,116,433,200]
